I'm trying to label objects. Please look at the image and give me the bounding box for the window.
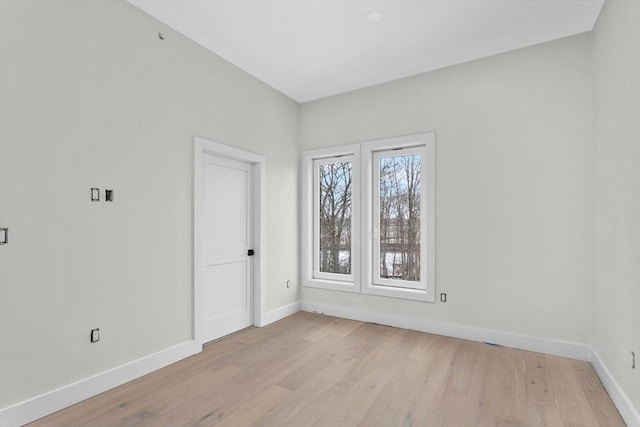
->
[373,147,426,289]
[314,156,354,281]
[302,144,360,293]
[302,133,435,302]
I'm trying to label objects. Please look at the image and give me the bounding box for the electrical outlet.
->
[440,293,447,302]
[632,351,636,369]
[90,188,100,202]
[90,328,100,343]
[286,280,291,288]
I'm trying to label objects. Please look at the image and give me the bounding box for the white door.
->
[201,153,253,343]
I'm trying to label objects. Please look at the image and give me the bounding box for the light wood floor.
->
[29,312,625,427]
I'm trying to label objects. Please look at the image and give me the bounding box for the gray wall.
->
[592,0,640,413]
[300,34,594,344]
[0,0,299,407]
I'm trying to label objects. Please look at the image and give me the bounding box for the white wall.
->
[2,0,638,421]
[0,0,299,408]
[300,34,594,345]
[592,0,640,415]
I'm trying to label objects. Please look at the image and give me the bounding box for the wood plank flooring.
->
[29,312,625,427]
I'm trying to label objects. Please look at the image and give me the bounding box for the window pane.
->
[379,154,421,281]
[319,161,352,274]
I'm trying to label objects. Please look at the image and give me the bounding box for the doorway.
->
[193,137,265,347]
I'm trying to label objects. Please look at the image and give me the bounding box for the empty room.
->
[0,0,638,426]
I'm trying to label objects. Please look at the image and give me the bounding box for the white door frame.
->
[193,136,265,349]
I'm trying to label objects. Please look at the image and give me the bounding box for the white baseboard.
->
[4,304,634,427]
[301,301,640,424]
[300,301,591,361]
[0,341,199,427]
[591,348,640,427]
[259,302,301,327]
[0,302,300,427]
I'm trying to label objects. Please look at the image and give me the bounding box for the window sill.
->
[362,283,435,302]
[303,278,360,293]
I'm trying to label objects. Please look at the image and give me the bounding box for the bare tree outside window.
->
[318,162,352,274]
[379,154,421,281]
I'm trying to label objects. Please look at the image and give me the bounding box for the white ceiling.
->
[128,0,604,103]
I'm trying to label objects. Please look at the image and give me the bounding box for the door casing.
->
[193,136,265,349]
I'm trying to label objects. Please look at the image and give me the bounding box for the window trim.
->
[302,144,361,293]
[361,133,436,302]
[301,132,435,302]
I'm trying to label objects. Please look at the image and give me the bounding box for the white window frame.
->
[313,155,355,283]
[372,145,428,291]
[361,133,435,302]
[302,144,361,293]
[301,132,435,302]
